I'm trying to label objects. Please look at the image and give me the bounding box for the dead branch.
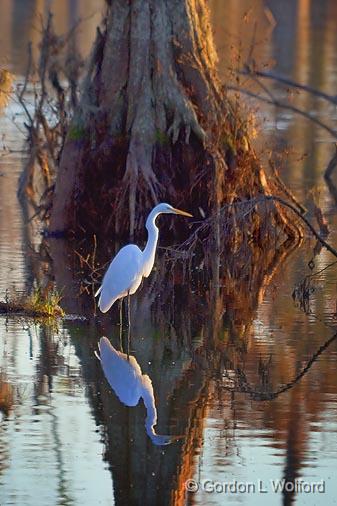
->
[179,194,337,259]
[241,66,337,106]
[227,85,337,138]
[324,143,337,180]
[268,158,307,214]
[17,11,83,219]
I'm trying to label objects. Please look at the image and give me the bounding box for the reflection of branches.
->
[292,258,337,316]
[232,331,337,401]
[292,278,312,314]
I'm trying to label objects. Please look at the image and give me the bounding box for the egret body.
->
[95,203,192,314]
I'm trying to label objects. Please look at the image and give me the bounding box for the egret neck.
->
[142,208,160,278]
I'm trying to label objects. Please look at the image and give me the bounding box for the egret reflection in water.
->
[95,337,177,446]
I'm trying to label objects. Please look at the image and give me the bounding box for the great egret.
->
[95,203,192,319]
[95,336,176,445]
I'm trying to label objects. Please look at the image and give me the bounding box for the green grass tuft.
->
[0,287,65,318]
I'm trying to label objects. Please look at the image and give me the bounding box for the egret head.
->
[154,202,193,217]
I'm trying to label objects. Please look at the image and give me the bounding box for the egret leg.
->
[127,291,131,359]
[127,292,131,328]
[118,299,123,352]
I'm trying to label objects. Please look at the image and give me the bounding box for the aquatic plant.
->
[0,287,64,318]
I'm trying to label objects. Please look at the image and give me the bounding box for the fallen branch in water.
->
[261,195,337,256]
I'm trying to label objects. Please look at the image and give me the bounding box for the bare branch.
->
[227,85,337,138]
[241,66,337,106]
[180,195,337,259]
[324,143,337,180]
[268,158,307,214]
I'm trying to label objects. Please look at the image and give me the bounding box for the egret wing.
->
[98,244,143,312]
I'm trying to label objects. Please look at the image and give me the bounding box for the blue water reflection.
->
[95,337,177,446]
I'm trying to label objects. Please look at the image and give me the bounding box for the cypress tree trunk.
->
[50,0,298,247]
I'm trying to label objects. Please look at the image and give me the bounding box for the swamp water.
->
[1,1,337,505]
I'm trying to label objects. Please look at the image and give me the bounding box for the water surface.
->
[1,1,337,505]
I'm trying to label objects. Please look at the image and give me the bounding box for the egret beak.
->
[172,207,193,218]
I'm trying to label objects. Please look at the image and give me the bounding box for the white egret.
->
[95,336,177,445]
[95,203,192,320]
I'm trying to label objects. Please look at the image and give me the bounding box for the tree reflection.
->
[52,234,317,504]
[16,213,336,506]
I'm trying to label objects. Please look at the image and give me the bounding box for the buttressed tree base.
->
[50,0,300,254]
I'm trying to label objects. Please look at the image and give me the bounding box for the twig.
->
[324,143,337,180]
[268,158,307,214]
[241,67,337,106]
[180,195,337,259]
[227,85,337,138]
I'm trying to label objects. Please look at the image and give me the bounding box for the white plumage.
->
[95,203,192,314]
[95,245,143,312]
[95,336,176,445]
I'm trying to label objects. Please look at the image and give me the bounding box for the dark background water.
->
[1,1,337,505]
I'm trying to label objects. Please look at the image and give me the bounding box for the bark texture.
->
[50,0,298,249]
